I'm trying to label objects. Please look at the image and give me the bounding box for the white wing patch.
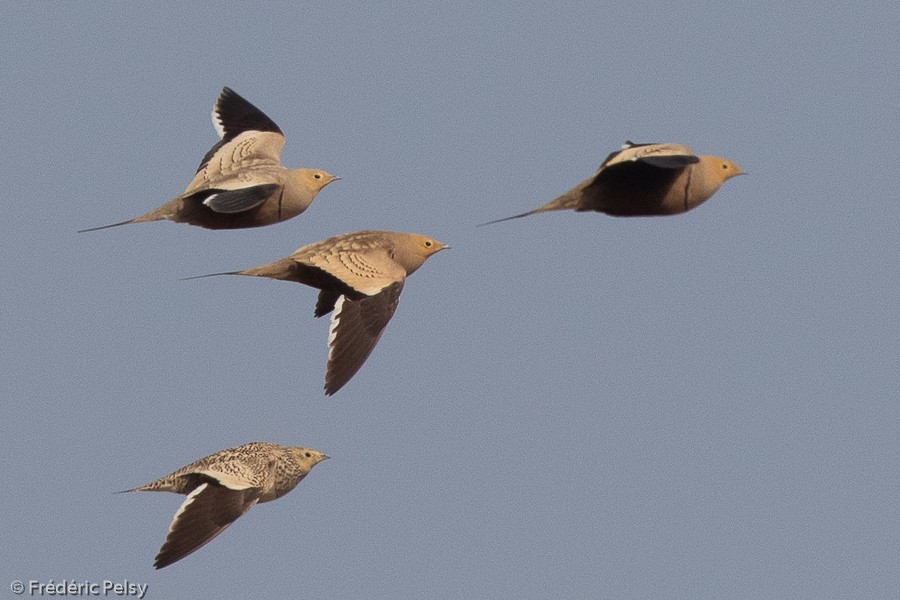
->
[357,285,388,296]
[326,295,347,360]
[211,108,226,139]
[169,482,207,533]
[196,468,255,490]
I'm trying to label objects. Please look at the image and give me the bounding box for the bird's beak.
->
[321,454,331,460]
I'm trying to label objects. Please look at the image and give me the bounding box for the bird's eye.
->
[424,240,433,248]
[722,163,729,170]
[305,452,312,457]
[314,173,322,180]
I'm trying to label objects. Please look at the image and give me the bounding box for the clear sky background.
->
[2,2,898,598]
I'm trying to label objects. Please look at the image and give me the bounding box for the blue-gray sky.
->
[2,2,899,598]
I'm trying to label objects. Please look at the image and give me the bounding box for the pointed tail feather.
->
[115,482,158,494]
[477,208,544,227]
[79,199,181,233]
[183,259,299,283]
[179,261,295,281]
[77,218,138,233]
[477,191,579,226]
[179,271,243,281]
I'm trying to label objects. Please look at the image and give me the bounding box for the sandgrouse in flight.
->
[80,87,337,231]
[483,141,742,223]
[125,441,329,569]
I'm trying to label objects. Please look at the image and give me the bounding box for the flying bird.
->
[482,141,743,224]
[187,230,448,395]
[124,441,329,569]
[80,87,338,232]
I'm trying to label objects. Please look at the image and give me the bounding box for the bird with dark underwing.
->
[80,87,337,232]
[481,141,743,224]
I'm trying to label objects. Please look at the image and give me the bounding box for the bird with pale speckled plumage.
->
[124,441,328,569]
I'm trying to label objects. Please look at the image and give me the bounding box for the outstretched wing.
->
[324,281,404,395]
[198,87,284,172]
[154,479,262,569]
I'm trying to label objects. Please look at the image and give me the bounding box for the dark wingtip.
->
[213,87,282,138]
[323,380,339,396]
[324,374,348,397]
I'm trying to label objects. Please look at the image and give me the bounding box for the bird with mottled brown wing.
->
[124,441,328,569]
[184,230,448,395]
